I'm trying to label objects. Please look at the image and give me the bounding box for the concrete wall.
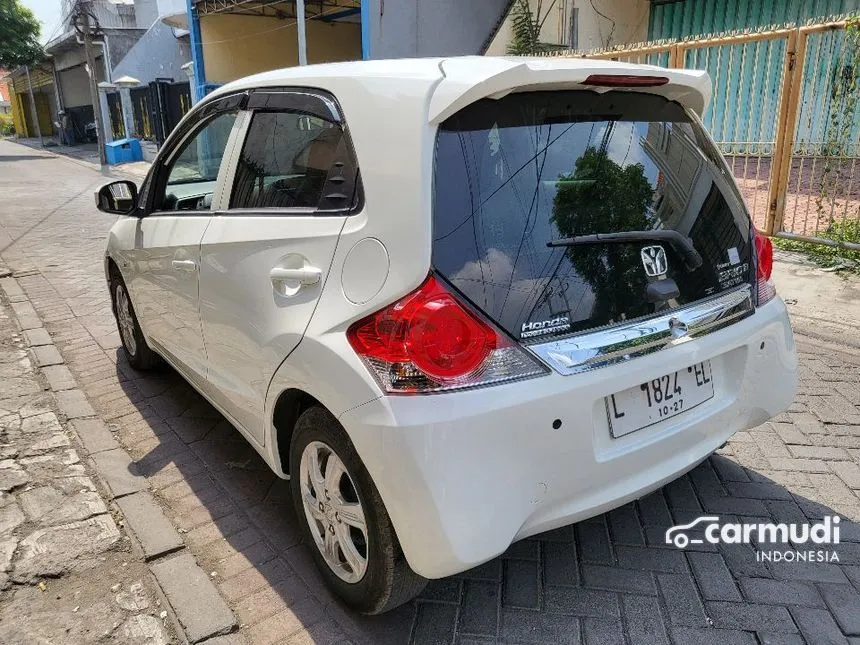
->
[157,0,186,17]
[51,46,88,74]
[112,22,191,84]
[133,0,188,29]
[576,0,649,50]
[58,65,94,108]
[367,0,511,58]
[90,1,139,29]
[134,0,160,29]
[200,15,361,84]
[486,0,649,55]
[50,29,144,79]
[107,30,148,73]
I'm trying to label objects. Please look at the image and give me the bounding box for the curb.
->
[4,139,151,180]
[0,274,239,644]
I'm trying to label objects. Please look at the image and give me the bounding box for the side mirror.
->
[95,180,139,215]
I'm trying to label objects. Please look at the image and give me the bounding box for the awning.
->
[192,0,360,21]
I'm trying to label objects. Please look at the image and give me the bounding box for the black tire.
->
[289,406,427,614]
[109,272,160,370]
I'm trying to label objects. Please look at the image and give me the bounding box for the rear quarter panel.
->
[262,71,444,469]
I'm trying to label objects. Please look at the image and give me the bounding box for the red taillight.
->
[347,276,546,393]
[755,231,773,281]
[582,75,670,88]
[404,292,498,379]
[754,231,776,305]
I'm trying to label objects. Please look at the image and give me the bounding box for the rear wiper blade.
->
[547,230,703,271]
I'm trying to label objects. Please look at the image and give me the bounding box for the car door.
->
[198,89,360,444]
[126,97,243,387]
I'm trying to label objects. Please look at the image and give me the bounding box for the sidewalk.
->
[772,249,860,350]
[0,278,174,644]
[9,137,151,179]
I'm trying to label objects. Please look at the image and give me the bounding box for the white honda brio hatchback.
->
[96,56,797,614]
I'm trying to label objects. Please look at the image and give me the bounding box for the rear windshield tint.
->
[432,90,752,342]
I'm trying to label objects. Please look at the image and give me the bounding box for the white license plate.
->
[606,361,715,438]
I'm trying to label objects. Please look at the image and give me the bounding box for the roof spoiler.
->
[428,57,712,124]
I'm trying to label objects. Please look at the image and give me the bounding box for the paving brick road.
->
[1,138,860,644]
[0,277,174,643]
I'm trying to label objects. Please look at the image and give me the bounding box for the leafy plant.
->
[813,17,860,237]
[773,219,860,273]
[787,16,860,273]
[552,147,656,323]
[0,113,14,136]
[507,0,557,55]
[0,0,42,69]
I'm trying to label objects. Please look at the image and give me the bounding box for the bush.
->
[0,113,14,136]
[773,218,860,273]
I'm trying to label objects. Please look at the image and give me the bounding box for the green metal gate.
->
[538,18,860,251]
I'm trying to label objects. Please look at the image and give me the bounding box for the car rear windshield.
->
[432,90,753,343]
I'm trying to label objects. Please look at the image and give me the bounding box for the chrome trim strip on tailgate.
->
[528,285,754,376]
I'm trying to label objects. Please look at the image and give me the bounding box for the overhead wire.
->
[40,4,76,47]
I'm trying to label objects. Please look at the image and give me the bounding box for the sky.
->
[22,0,66,45]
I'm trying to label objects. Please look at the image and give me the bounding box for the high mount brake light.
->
[582,75,671,88]
[754,231,776,306]
[346,276,547,393]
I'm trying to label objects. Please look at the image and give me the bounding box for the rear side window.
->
[433,90,753,343]
[230,111,351,210]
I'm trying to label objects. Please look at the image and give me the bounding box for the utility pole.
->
[23,66,43,145]
[296,0,307,66]
[76,1,107,164]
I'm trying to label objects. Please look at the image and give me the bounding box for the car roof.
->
[206,55,712,120]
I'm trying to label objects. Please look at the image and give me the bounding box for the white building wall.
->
[157,0,186,17]
[134,0,159,29]
[486,0,650,55]
[130,0,184,30]
[367,0,511,58]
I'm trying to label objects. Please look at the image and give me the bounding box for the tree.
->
[552,146,655,324]
[0,0,42,69]
[507,0,557,55]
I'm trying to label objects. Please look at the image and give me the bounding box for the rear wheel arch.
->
[107,263,160,370]
[106,256,121,287]
[106,257,124,313]
[273,388,321,475]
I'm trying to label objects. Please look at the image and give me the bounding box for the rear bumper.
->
[340,298,797,579]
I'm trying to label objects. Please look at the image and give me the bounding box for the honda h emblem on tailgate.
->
[641,245,668,278]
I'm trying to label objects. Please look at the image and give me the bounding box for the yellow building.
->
[7,66,57,138]
[190,0,363,89]
[199,13,362,84]
[182,0,514,97]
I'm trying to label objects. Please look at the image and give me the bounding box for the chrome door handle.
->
[269,266,321,285]
[171,259,197,271]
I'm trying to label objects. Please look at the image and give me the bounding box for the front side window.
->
[155,110,237,212]
[230,111,346,210]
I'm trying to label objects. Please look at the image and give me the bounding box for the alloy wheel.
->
[299,440,369,583]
